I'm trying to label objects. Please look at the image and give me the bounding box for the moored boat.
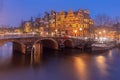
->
[92,43,109,51]
[91,41,116,51]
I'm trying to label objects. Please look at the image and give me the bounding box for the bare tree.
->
[113,16,120,24]
[113,16,120,40]
[94,14,112,27]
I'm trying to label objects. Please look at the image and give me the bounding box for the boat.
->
[91,41,116,51]
[116,40,120,47]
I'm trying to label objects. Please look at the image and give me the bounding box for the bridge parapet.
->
[0,37,85,54]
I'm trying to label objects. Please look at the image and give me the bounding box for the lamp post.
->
[53,11,57,36]
[115,23,120,40]
[98,31,102,41]
[55,29,58,37]
[103,30,106,38]
[74,30,77,37]
[79,28,83,38]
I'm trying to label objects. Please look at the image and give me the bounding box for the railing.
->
[0,34,38,39]
[0,33,85,41]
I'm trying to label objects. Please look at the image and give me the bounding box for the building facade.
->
[48,9,94,38]
[20,9,94,38]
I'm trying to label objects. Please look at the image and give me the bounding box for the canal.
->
[0,42,120,80]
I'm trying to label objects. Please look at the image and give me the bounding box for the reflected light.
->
[108,50,113,58]
[31,44,41,65]
[0,43,13,66]
[73,57,87,80]
[4,44,7,47]
[96,56,108,76]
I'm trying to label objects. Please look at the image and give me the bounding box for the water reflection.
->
[31,53,41,66]
[0,43,12,68]
[96,56,108,76]
[11,54,31,67]
[31,43,42,65]
[1,43,120,80]
[73,57,87,80]
[108,50,113,59]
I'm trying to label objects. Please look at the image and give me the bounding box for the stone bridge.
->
[0,37,83,54]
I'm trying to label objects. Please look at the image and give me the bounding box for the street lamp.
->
[55,29,58,32]
[103,30,106,33]
[79,28,83,31]
[55,29,58,37]
[51,32,54,37]
[99,32,101,35]
[98,31,103,41]
[74,30,77,37]
[79,28,83,37]
[103,30,106,38]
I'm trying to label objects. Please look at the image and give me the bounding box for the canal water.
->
[0,42,120,80]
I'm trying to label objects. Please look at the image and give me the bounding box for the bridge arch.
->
[0,40,26,54]
[41,38,58,50]
[32,38,59,54]
[63,39,74,48]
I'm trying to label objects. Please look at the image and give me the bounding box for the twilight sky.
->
[0,0,120,26]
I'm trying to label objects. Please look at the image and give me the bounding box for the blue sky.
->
[0,0,120,26]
